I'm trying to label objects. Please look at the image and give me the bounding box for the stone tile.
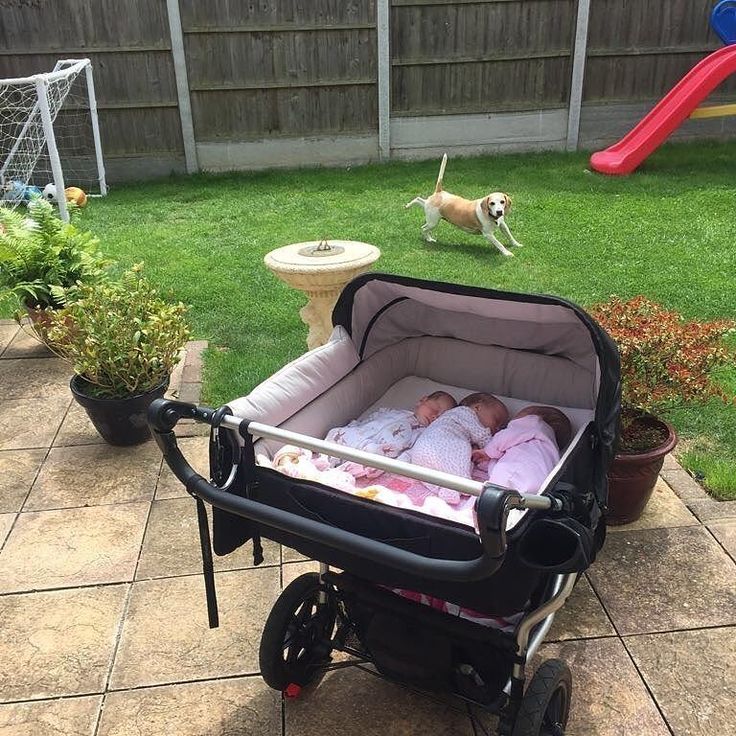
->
[0,448,46,512]
[0,502,149,593]
[282,560,320,587]
[0,398,69,451]
[588,526,736,635]
[0,513,15,547]
[535,638,670,736]
[626,627,736,736]
[660,464,707,501]
[136,497,279,579]
[686,498,736,523]
[607,478,698,533]
[155,436,208,499]
[2,327,54,359]
[285,665,474,736]
[25,442,161,510]
[282,546,310,563]
[547,575,615,642]
[176,418,210,438]
[53,402,106,447]
[0,695,102,735]
[110,567,280,690]
[97,677,280,736]
[0,358,70,400]
[163,348,186,400]
[708,519,736,561]
[0,322,19,356]
[0,585,127,701]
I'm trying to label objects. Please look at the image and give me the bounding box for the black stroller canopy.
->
[333,273,621,461]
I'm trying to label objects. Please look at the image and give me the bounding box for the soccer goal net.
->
[0,59,106,221]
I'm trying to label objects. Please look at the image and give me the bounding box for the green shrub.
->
[44,263,190,398]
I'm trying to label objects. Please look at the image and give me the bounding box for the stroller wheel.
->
[259,573,336,691]
[512,659,572,736]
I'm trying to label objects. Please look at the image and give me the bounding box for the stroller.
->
[149,273,620,736]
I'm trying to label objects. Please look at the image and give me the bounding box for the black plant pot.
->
[70,375,168,446]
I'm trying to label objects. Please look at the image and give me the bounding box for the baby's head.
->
[516,405,572,450]
[460,392,509,432]
[415,391,457,426]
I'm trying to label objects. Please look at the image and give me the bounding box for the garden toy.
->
[405,154,522,256]
[42,183,88,207]
[149,273,620,736]
[1,180,41,203]
[711,0,736,44]
[591,2,736,175]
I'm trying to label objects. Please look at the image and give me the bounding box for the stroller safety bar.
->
[148,399,562,583]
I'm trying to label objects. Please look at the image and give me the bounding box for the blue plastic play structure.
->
[712,0,736,45]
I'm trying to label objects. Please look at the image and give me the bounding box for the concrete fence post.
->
[567,0,591,151]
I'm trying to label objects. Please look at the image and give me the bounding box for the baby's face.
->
[415,396,453,426]
[474,401,509,432]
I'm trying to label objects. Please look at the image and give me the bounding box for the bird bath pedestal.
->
[264,239,381,350]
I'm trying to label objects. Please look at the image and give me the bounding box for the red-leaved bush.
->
[590,296,735,414]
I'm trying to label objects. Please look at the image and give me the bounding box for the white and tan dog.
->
[405,154,522,256]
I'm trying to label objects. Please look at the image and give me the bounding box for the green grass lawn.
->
[78,140,735,499]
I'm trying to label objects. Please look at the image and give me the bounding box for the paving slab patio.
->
[1,322,734,735]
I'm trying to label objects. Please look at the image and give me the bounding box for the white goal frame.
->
[0,58,106,222]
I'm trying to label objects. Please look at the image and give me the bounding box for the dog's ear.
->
[483,195,491,214]
[504,194,512,213]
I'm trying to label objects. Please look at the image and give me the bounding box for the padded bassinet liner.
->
[231,333,597,459]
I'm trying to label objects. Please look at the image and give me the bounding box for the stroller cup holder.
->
[517,517,594,573]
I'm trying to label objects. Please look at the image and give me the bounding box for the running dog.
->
[405,154,523,256]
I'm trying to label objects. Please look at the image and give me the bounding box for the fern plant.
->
[0,199,109,314]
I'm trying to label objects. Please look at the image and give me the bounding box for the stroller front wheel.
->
[512,658,572,736]
[259,572,336,691]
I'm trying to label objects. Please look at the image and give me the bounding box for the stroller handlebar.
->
[148,398,562,583]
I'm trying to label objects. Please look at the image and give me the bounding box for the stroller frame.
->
[151,403,581,735]
[149,273,620,736]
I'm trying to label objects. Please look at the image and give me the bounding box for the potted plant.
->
[43,263,191,446]
[591,296,734,524]
[0,199,109,332]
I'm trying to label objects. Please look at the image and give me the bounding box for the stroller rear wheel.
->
[512,659,572,736]
[259,572,336,691]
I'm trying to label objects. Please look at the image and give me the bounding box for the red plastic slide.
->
[590,45,736,175]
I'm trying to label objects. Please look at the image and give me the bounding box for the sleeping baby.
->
[406,392,509,505]
[473,405,572,494]
[325,391,457,479]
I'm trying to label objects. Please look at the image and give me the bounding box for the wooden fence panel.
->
[184,30,376,90]
[0,52,177,108]
[179,0,378,141]
[192,85,377,141]
[391,0,575,116]
[584,0,736,101]
[0,0,170,51]
[0,0,184,177]
[179,0,376,30]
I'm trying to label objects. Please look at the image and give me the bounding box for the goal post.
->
[0,59,106,221]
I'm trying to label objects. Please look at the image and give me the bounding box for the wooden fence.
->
[1,0,734,179]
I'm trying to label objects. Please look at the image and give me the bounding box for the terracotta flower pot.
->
[606,415,678,525]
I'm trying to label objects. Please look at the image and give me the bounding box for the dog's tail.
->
[434,153,448,194]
